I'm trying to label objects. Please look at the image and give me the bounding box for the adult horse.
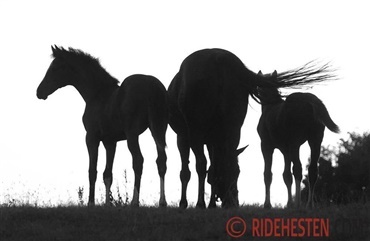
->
[168,49,336,208]
[37,46,168,207]
[257,70,339,209]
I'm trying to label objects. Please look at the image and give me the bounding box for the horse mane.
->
[52,45,120,86]
[275,61,337,89]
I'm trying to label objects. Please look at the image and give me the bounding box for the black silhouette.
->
[169,49,337,208]
[257,70,339,209]
[37,46,168,207]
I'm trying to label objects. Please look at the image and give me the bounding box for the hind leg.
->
[178,134,191,209]
[149,117,168,207]
[190,138,207,209]
[208,177,217,208]
[261,142,274,209]
[155,143,167,207]
[127,135,144,207]
[289,147,302,208]
[307,128,324,208]
[282,151,293,208]
[206,144,217,208]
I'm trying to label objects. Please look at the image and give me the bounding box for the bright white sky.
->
[0,1,369,207]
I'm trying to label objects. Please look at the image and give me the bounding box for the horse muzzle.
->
[36,90,48,100]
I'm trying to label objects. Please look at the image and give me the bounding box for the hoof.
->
[306,201,314,209]
[159,199,167,208]
[208,201,216,209]
[104,201,113,207]
[179,200,188,209]
[88,201,95,207]
[196,201,206,209]
[264,202,272,209]
[131,201,140,208]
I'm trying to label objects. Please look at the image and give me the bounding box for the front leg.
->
[86,134,100,206]
[127,135,144,207]
[261,142,274,209]
[103,140,117,206]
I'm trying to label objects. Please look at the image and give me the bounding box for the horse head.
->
[209,145,248,208]
[37,45,80,100]
[256,70,282,105]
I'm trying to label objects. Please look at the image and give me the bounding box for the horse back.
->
[258,92,325,148]
[177,49,248,135]
[119,74,167,110]
[84,74,167,141]
[286,92,339,133]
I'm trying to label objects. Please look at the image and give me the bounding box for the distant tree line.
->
[302,132,370,205]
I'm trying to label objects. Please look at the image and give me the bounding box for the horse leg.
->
[178,134,191,209]
[208,178,217,208]
[191,139,207,209]
[290,148,302,208]
[127,135,144,207]
[155,142,167,207]
[86,134,100,206]
[261,142,274,209]
[148,113,168,207]
[102,141,117,206]
[307,129,324,209]
[206,144,217,208]
[282,152,293,208]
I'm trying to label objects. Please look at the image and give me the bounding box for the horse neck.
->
[260,92,284,112]
[72,68,118,103]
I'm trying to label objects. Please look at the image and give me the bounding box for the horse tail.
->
[314,98,340,133]
[148,79,168,150]
[245,70,281,104]
[247,61,337,104]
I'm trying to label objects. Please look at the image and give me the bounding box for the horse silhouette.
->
[169,49,336,208]
[37,46,168,207]
[257,71,339,209]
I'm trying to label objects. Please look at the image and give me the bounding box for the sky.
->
[0,1,369,207]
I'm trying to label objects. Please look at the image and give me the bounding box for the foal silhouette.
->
[37,46,168,206]
[257,71,339,209]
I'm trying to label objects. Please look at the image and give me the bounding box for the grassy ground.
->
[0,204,369,241]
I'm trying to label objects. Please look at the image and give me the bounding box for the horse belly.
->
[100,119,127,141]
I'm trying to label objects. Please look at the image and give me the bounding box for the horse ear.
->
[258,70,263,76]
[236,145,249,156]
[272,70,277,78]
[51,45,59,55]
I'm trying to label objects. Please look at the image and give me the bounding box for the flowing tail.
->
[148,80,168,149]
[246,61,337,104]
[315,98,340,133]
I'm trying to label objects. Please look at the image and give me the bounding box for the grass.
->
[1,203,369,241]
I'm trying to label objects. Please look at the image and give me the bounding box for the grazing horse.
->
[169,49,336,208]
[168,48,288,208]
[37,46,168,207]
[257,71,340,209]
